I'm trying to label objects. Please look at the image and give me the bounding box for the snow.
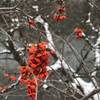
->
[32,5,39,12]
[0,49,10,54]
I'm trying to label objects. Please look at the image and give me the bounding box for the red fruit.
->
[10,75,16,81]
[28,18,35,29]
[39,72,48,79]
[74,28,84,39]
[53,15,68,22]
[57,7,65,14]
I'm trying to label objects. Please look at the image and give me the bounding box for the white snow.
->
[32,5,39,12]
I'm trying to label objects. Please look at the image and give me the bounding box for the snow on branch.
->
[94,31,100,67]
[86,12,98,32]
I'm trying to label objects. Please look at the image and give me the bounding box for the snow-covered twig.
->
[86,12,98,32]
[94,31,100,67]
[0,49,10,54]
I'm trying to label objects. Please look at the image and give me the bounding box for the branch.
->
[34,15,100,100]
[0,27,26,66]
[0,75,21,93]
[81,88,100,100]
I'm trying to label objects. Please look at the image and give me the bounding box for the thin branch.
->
[0,75,21,93]
[81,88,100,100]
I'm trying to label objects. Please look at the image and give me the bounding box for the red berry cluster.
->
[27,42,49,79]
[53,0,68,22]
[74,28,84,39]
[19,42,50,100]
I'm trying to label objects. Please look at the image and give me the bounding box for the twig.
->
[81,88,100,100]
